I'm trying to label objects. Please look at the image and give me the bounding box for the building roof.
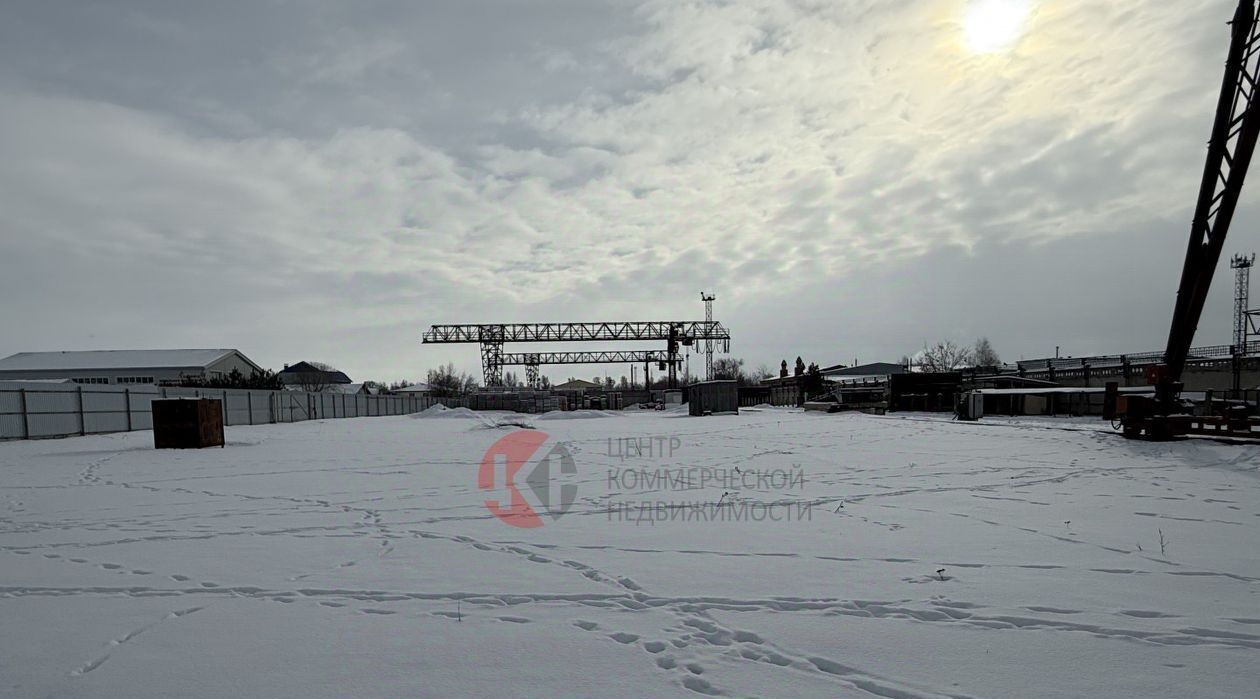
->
[277,361,352,384]
[326,383,377,395]
[393,383,432,393]
[0,349,257,372]
[821,362,907,377]
[555,379,601,390]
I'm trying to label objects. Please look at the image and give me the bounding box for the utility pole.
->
[701,292,716,381]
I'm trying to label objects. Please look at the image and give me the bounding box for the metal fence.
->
[0,383,467,441]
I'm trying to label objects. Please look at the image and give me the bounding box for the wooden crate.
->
[153,399,225,449]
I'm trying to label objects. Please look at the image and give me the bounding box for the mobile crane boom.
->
[1129,1,1260,438]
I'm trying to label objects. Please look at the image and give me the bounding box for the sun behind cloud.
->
[963,0,1034,53]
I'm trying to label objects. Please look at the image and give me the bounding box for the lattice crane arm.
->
[1160,0,1260,394]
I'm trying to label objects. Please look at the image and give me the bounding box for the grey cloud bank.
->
[0,0,1254,381]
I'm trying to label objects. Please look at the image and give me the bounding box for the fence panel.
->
[0,382,465,441]
[24,387,82,438]
[0,389,26,438]
[125,387,162,430]
[82,389,130,434]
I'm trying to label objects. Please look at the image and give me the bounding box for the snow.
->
[409,404,481,419]
[2,410,1259,697]
[535,409,621,420]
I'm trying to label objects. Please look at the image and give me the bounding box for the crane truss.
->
[422,322,730,344]
[1161,0,1260,399]
[499,350,676,366]
[499,350,679,389]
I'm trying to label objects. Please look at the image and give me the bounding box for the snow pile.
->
[409,404,480,420]
[535,409,620,420]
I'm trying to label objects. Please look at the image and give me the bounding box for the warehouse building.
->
[0,349,262,386]
[821,361,908,381]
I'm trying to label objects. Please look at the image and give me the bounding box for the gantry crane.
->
[422,321,730,388]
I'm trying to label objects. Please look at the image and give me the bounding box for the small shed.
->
[152,398,225,449]
[688,381,739,416]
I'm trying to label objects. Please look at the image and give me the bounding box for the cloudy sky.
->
[2,0,1257,383]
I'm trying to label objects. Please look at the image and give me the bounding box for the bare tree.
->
[712,357,746,384]
[973,337,1000,367]
[750,364,774,384]
[427,363,478,397]
[918,341,973,373]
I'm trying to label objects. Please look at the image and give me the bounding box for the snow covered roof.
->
[822,362,907,377]
[832,375,889,385]
[393,383,431,393]
[0,349,254,372]
[973,386,1154,395]
[326,383,378,395]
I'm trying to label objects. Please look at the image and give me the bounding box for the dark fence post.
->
[19,388,29,439]
[125,388,133,431]
[77,386,85,436]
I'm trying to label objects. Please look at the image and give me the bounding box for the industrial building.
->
[821,362,908,381]
[0,349,262,386]
[553,378,602,393]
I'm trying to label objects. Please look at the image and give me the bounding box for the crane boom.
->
[1160,0,1260,400]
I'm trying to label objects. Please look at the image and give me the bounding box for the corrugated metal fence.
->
[0,383,468,441]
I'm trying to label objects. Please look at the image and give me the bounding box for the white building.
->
[0,349,262,386]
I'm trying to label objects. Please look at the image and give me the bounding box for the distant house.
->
[554,379,602,393]
[393,383,432,396]
[277,361,352,390]
[0,349,262,386]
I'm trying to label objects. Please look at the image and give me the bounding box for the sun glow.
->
[963,0,1033,54]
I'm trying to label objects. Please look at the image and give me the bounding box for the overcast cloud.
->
[2,0,1257,382]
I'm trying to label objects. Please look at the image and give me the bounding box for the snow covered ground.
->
[2,408,1258,698]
